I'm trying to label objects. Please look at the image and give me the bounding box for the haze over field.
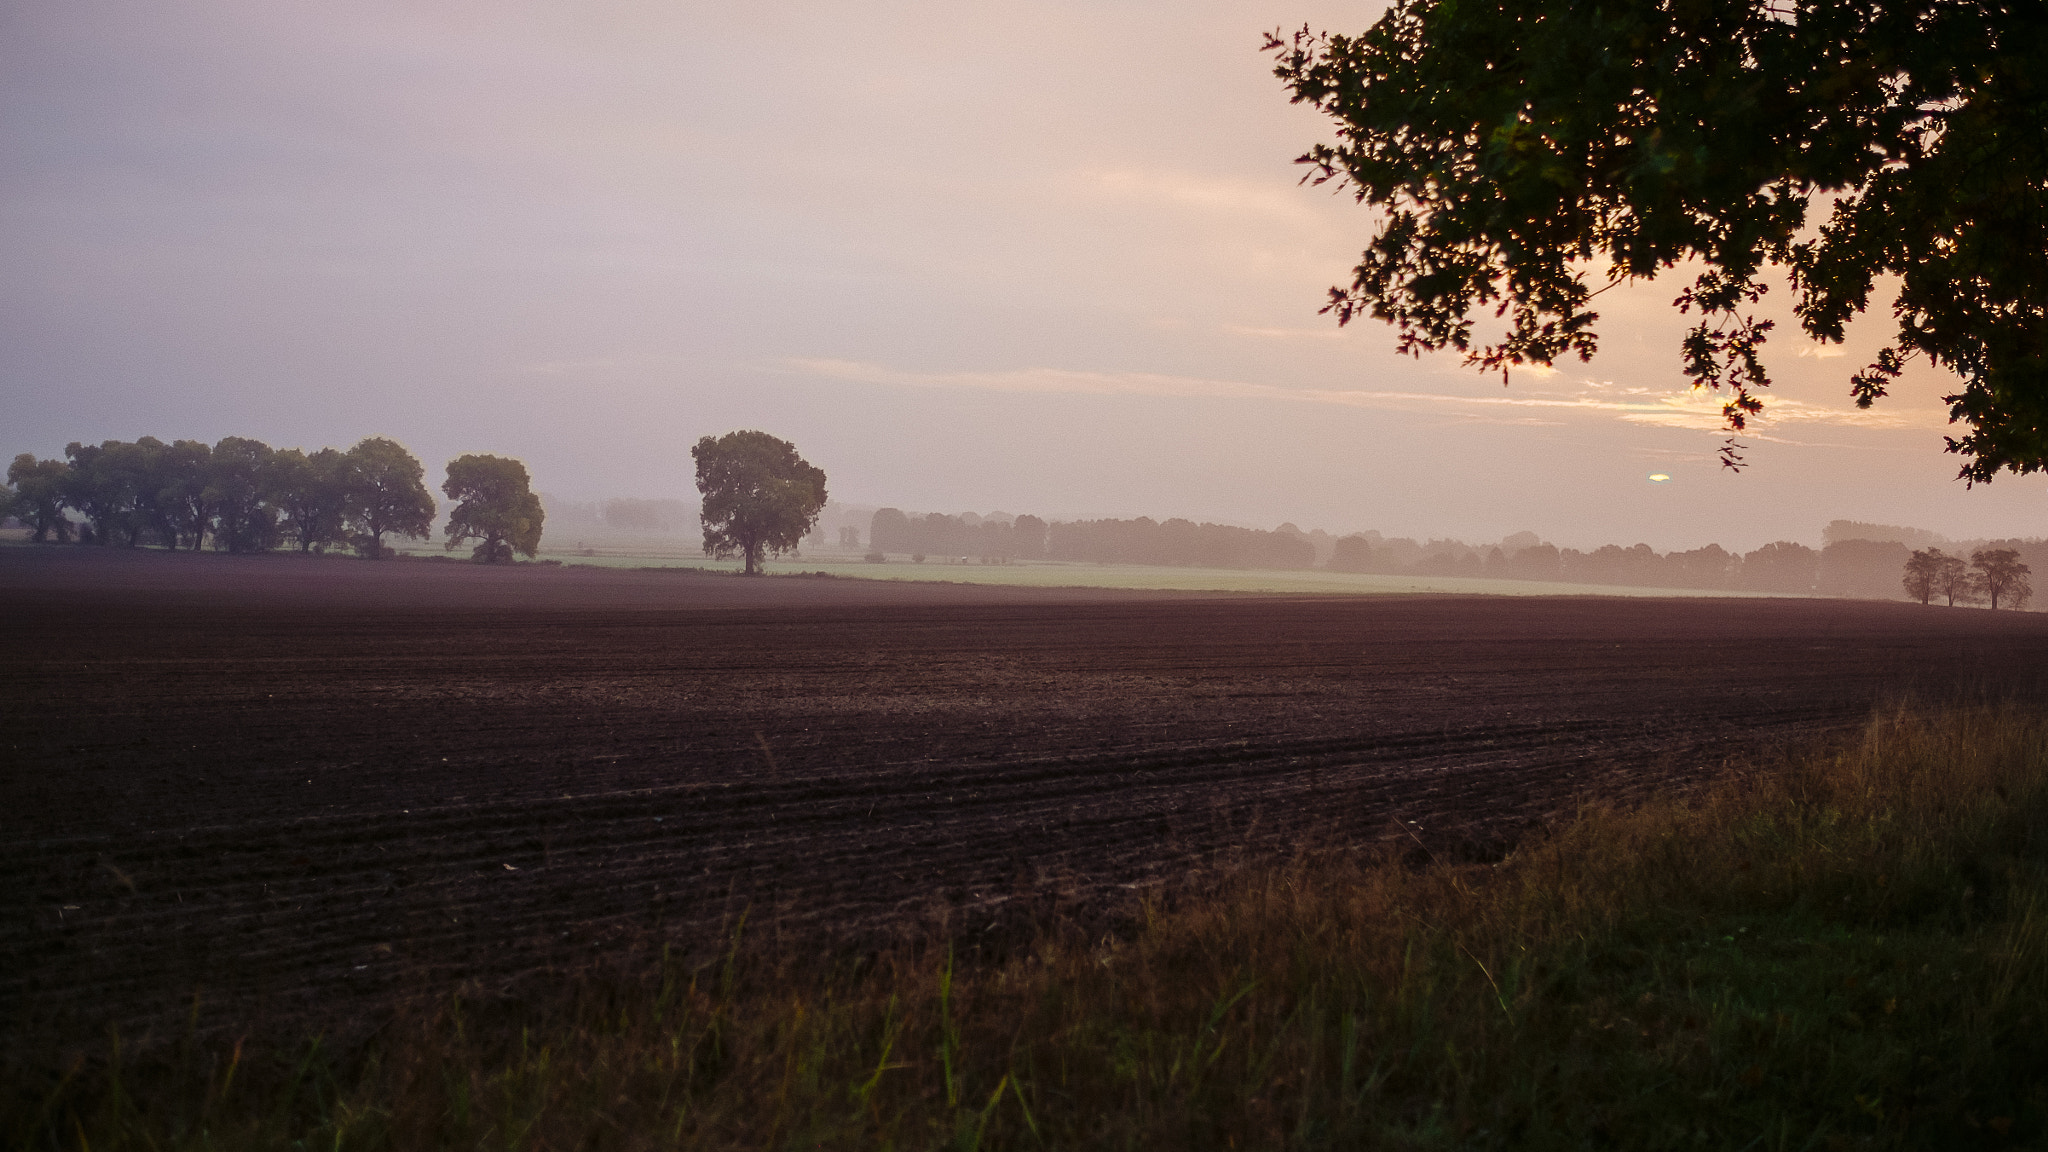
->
[6,0,2045,551]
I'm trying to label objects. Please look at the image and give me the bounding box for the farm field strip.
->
[7,546,2048,1045]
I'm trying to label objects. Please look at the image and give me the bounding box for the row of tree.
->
[867,510,1328,569]
[869,509,1049,561]
[861,505,2043,607]
[1902,549,2033,610]
[3,437,544,562]
[1047,518,1316,569]
[1332,536,1831,592]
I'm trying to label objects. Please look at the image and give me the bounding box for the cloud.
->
[779,358,1948,432]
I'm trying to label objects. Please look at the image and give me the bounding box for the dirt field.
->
[8,545,2048,1048]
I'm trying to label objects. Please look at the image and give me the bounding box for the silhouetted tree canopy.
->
[269,447,353,553]
[205,437,280,554]
[443,454,543,563]
[867,509,1045,562]
[153,439,213,550]
[694,431,828,576]
[345,437,436,559]
[1970,547,2033,610]
[1268,3,2048,478]
[1903,547,1947,605]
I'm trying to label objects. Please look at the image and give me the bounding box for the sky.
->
[4,0,2044,552]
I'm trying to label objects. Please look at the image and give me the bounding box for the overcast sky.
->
[5,0,2043,551]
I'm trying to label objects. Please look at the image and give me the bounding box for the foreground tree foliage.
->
[693,430,828,575]
[442,454,543,563]
[1268,2,2048,477]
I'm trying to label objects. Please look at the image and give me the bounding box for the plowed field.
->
[7,546,2048,1046]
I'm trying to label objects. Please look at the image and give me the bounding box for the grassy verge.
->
[14,705,2048,1150]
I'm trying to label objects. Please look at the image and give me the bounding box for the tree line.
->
[867,510,1321,569]
[3,436,544,562]
[863,506,2042,606]
[1901,549,2034,611]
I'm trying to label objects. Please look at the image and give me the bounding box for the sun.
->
[1647,473,1671,483]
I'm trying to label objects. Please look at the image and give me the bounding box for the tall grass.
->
[14,704,2048,1149]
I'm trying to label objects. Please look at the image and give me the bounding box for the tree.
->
[1932,550,1976,607]
[442,454,543,563]
[1901,548,1945,605]
[269,447,354,553]
[1970,548,2033,611]
[869,508,912,555]
[1738,541,1818,594]
[1011,514,1048,561]
[692,430,828,576]
[7,455,72,542]
[1268,3,2048,478]
[152,439,213,550]
[63,439,163,546]
[206,436,279,553]
[1328,533,1378,573]
[344,437,435,558]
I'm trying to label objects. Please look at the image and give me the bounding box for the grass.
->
[2,534,1795,599]
[11,704,2048,1149]
[442,542,1800,600]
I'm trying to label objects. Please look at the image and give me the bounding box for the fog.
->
[6,0,2045,554]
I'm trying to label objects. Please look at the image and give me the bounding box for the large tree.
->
[1268,2,2048,477]
[269,447,354,553]
[1901,547,1946,605]
[152,439,214,550]
[442,454,543,563]
[343,437,435,558]
[62,439,164,546]
[1970,547,2033,610]
[206,436,279,553]
[692,430,828,576]
[7,454,72,542]
[1933,549,1976,606]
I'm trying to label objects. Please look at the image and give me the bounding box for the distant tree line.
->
[1901,548,2033,610]
[1327,533,1841,592]
[861,507,2044,605]
[2,436,543,563]
[870,509,1050,562]
[1047,518,1315,568]
[1329,532,2046,601]
[868,510,1320,568]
